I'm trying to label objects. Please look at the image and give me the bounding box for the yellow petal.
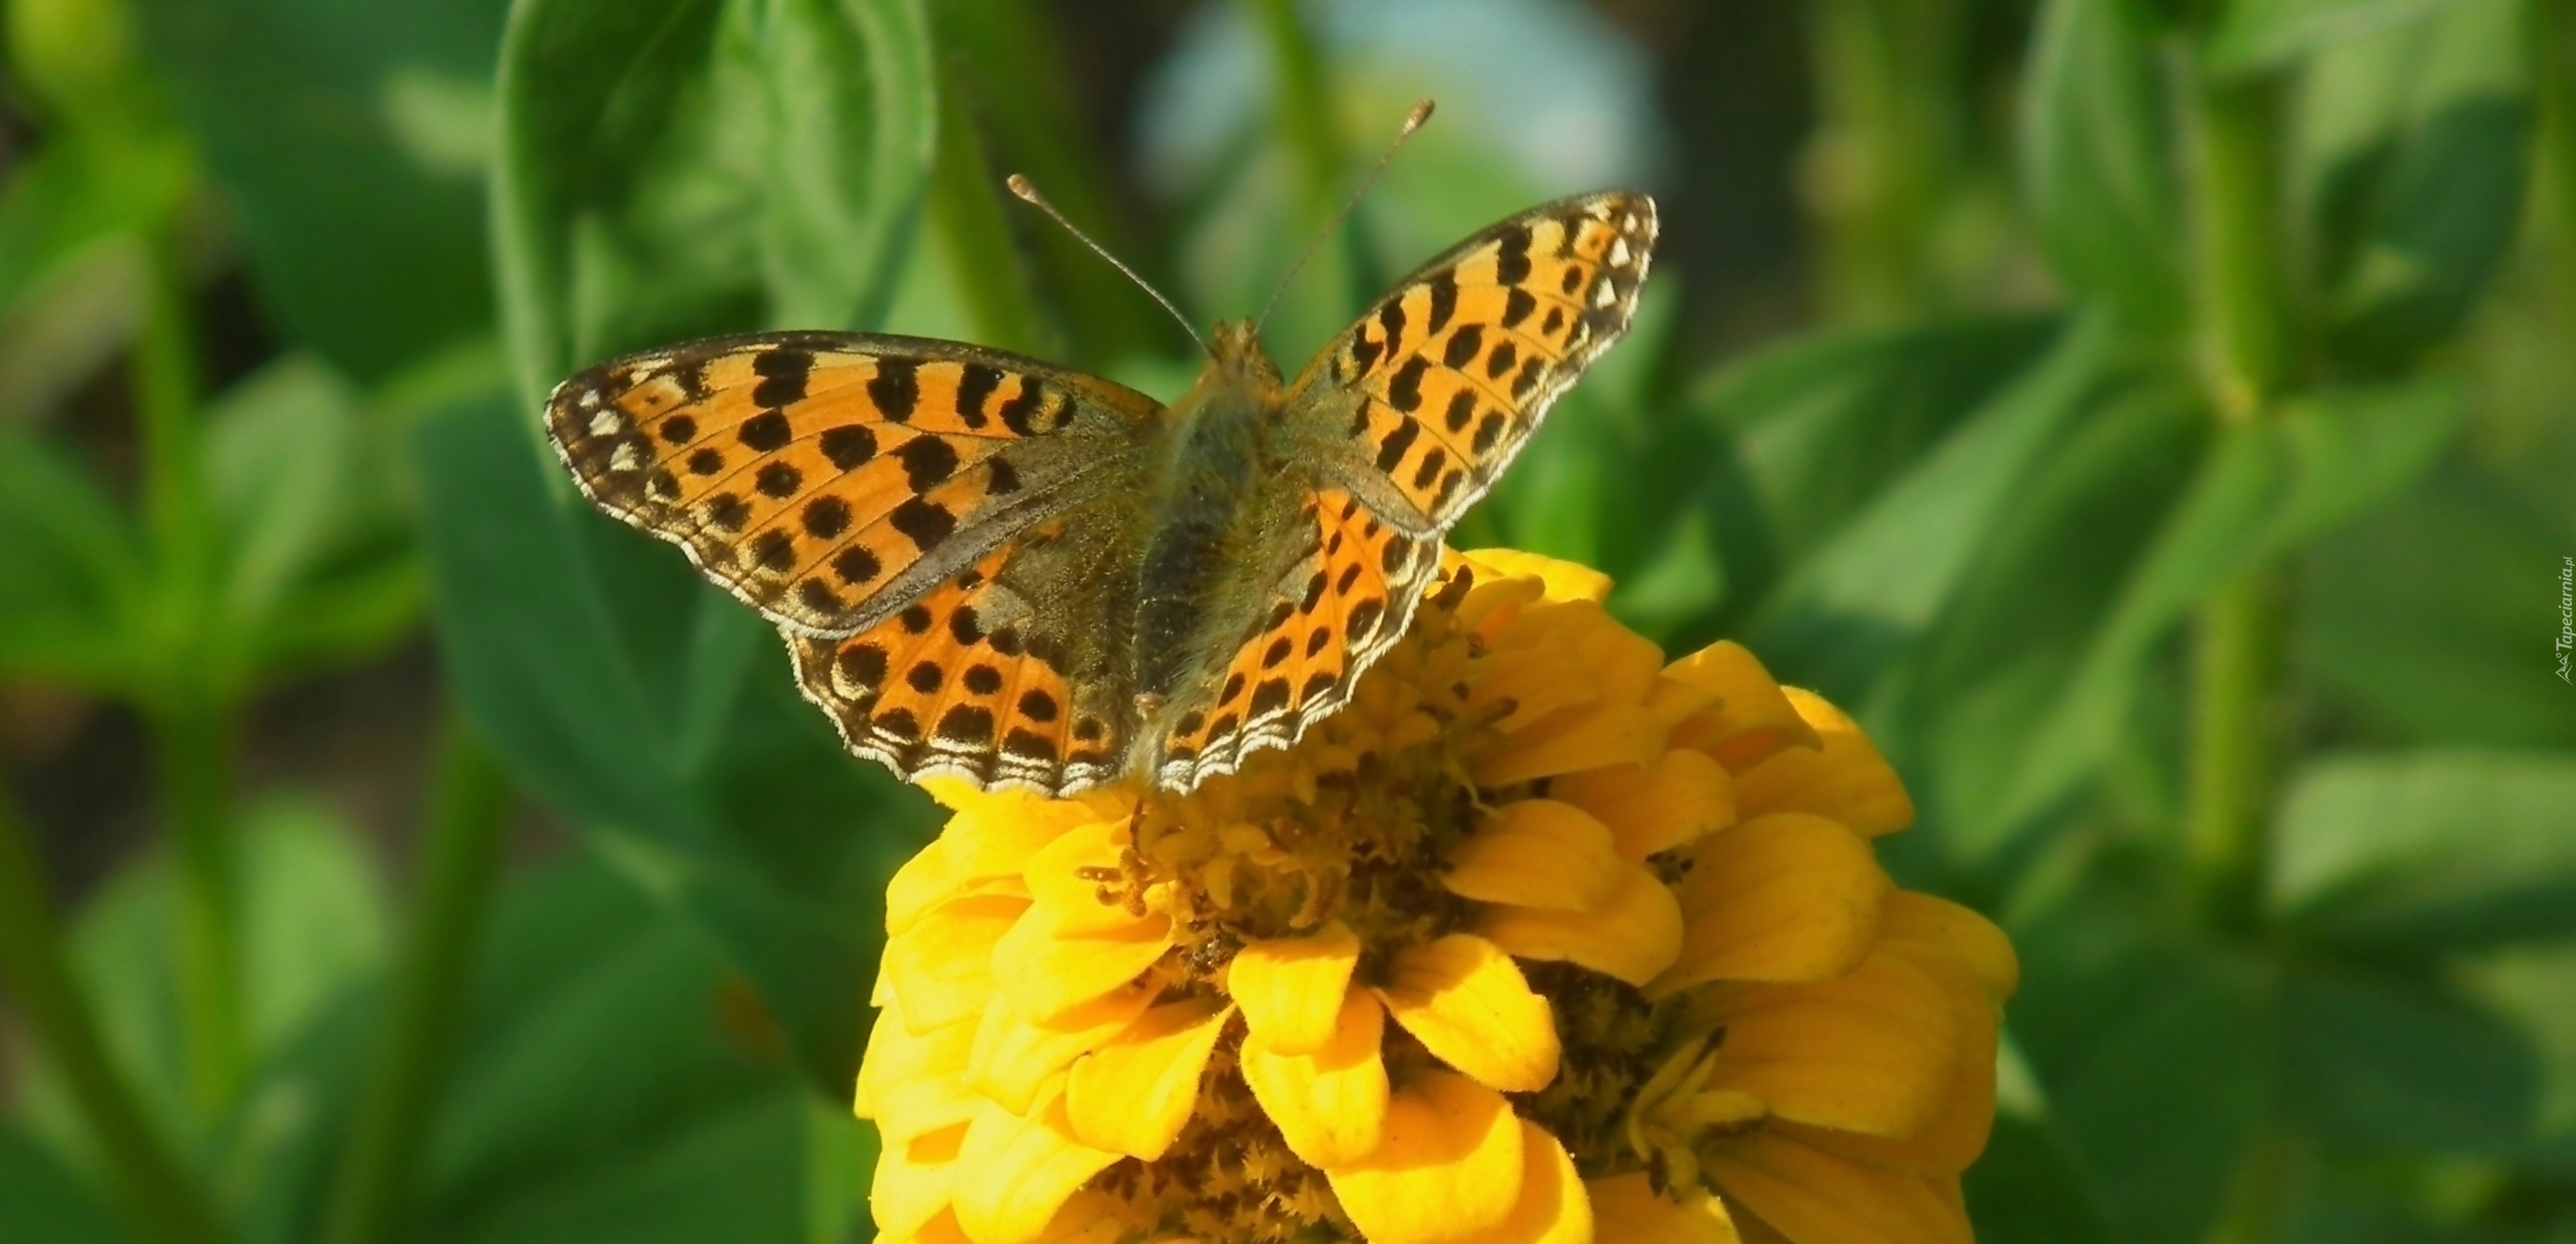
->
[1024,819,1142,937]
[1700,948,1961,1140]
[1325,1072,1526,1244]
[1732,687,1912,836]
[948,791,1109,882]
[1487,600,1664,707]
[1551,749,1737,862]
[968,980,1157,1116]
[1475,703,1665,787]
[872,1122,967,1240]
[1443,800,1627,911]
[1478,868,1684,988]
[1378,934,1561,1093]
[886,838,962,936]
[1230,921,1361,1055]
[952,1090,1124,1244]
[1065,999,1234,1160]
[1789,920,2005,1177]
[1873,890,2018,1002]
[1470,641,1605,733]
[1704,1130,1972,1244]
[882,1207,972,1244]
[1586,1173,1742,1244]
[888,893,1027,1033]
[1461,549,1613,603]
[1456,1122,1590,1244]
[1662,643,1816,772]
[1033,1192,1136,1244]
[1653,813,1888,995]
[1241,989,1392,1168]
[991,903,1173,1023]
[858,1002,979,1144]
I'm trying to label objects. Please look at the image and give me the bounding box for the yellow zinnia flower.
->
[857,549,2016,1244]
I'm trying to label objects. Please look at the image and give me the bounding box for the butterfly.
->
[546,191,1657,796]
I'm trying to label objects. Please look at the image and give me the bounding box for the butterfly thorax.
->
[1133,321,1291,717]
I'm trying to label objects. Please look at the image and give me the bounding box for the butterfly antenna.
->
[1006,173,1211,358]
[1255,98,1437,333]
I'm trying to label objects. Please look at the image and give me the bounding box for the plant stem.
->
[319,719,511,1244]
[2184,570,2282,928]
[1804,0,1962,321]
[2187,71,2292,420]
[2535,0,2576,306]
[0,786,237,1244]
[131,237,248,1113]
[2182,62,2292,931]
[153,695,247,1115]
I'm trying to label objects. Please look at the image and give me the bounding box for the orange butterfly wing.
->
[546,331,1161,637]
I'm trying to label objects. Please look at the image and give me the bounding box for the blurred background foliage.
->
[0,0,2570,1242]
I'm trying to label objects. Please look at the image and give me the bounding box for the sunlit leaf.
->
[2273,750,2576,950]
[2020,0,2188,336]
[130,0,510,379]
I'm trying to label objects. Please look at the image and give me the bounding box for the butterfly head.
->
[1182,319,1285,408]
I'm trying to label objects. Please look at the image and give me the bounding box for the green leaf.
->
[0,1125,129,1244]
[1904,379,2207,862]
[424,852,808,1244]
[2278,963,2541,1156]
[2208,0,2487,71]
[129,0,510,379]
[202,356,425,682]
[413,391,930,1088]
[2020,0,2189,336]
[2293,0,2531,366]
[2271,750,2576,949]
[492,0,934,401]
[12,797,390,1173]
[2008,871,2269,1244]
[1745,315,2112,697]
[0,430,147,691]
[2301,459,2576,748]
[1995,377,2462,838]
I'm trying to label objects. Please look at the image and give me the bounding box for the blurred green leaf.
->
[202,357,424,682]
[2208,0,2487,71]
[1694,314,2061,566]
[423,852,807,1244]
[0,430,146,691]
[13,796,389,1188]
[2009,867,2270,1244]
[494,0,933,400]
[1966,1113,2126,1244]
[445,1094,806,1244]
[1906,379,2206,862]
[2278,963,2540,1156]
[130,0,510,379]
[0,1125,128,1244]
[1997,377,2462,836]
[0,130,191,311]
[2021,0,2189,336]
[2302,456,2576,748]
[2272,750,2576,950]
[2294,0,2531,367]
[414,391,928,1088]
[1746,315,2111,697]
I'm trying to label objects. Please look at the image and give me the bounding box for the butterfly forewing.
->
[546,331,1163,637]
[1285,191,1658,532]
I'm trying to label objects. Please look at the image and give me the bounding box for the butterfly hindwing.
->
[1156,488,1440,788]
[1284,191,1657,532]
[547,330,1162,636]
[789,513,1141,796]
